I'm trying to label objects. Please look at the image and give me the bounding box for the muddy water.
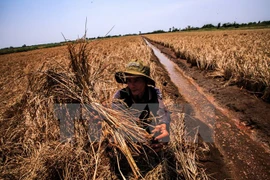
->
[145,39,216,142]
[145,39,270,180]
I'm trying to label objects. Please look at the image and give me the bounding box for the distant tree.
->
[202,24,215,28]
[22,44,26,47]
[139,31,141,35]
[261,21,270,25]
[172,26,179,32]
[248,22,256,25]
[169,28,171,32]
[151,30,166,34]
[241,23,247,26]
[222,22,233,27]
[181,25,199,31]
[232,21,239,28]
[217,23,221,29]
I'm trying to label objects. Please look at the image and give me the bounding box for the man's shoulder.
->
[149,86,162,100]
[113,88,129,99]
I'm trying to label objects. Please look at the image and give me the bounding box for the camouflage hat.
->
[115,61,155,86]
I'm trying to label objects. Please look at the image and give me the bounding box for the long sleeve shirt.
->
[112,86,171,127]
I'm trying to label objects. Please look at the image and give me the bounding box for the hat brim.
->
[115,70,155,86]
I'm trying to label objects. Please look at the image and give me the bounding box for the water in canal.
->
[145,39,215,142]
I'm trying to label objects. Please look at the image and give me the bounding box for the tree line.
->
[143,20,270,34]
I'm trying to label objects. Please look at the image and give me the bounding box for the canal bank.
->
[145,38,270,180]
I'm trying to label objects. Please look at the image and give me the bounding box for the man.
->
[112,60,171,151]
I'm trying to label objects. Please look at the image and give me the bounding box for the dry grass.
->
[169,113,208,180]
[0,35,209,179]
[145,29,270,101]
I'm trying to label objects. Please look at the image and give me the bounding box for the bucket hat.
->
[115,61,155,86]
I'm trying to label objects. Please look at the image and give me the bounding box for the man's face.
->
[127,76,147,97]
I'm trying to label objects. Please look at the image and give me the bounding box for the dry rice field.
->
[1,29,269,179]
[0,36,208,179]
[145,29,270,100]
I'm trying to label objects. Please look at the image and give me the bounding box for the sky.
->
[0,0,269,48]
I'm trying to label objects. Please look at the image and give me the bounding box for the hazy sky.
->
[0,0,269,48]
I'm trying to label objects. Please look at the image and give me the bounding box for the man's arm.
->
[155,88,171,126]
[153,88,171,142]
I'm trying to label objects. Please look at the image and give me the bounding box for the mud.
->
[145,38,270,180]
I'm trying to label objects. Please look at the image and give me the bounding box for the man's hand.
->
[152,124,169,141]
[150,124,169,152]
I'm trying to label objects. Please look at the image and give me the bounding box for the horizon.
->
[1,0,270,49]
[1,19,269,49]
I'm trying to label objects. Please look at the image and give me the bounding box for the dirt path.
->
[146,38,270,180]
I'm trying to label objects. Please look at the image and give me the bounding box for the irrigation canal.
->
[145,39,270,180]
